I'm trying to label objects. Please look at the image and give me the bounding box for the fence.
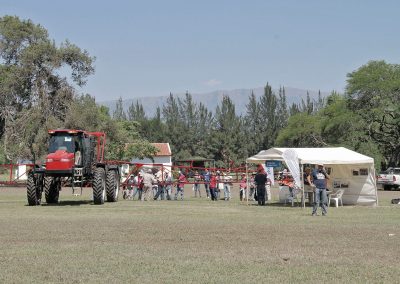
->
[0,163,34,186]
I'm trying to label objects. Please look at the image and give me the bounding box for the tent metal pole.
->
[300,164,305,208]
[246,163,249,205]
[372,166,379,206]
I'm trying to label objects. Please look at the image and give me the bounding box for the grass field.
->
[0,185,399,283]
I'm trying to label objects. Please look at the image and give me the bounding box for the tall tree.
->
[213,96,245,167]
[113,97,127,121]
[162,93,183,159]
[276,86,289,129]
[244,91,261,155]
[346,60,400,166]
[0,15,95,160]
[259,83,278,149]
[300,91,314,114]
[127,100,146,121]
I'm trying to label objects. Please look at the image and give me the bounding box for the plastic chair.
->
[328,189,344,207]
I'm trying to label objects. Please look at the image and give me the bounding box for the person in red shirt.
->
[209,172,218,201]
[174,171,186,200]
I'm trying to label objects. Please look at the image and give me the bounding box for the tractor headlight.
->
[60,158,72,162]
[46,158,54,163]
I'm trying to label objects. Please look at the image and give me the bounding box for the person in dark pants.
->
[254,165,268,206]
[311,163,330,216]
[209,172,218,201]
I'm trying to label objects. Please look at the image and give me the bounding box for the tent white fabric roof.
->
[246,147,378,206]
[246,147,374,165]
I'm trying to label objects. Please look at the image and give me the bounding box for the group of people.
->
[122,168,272,203]
[121,164,330,215]
[123,169,175,201]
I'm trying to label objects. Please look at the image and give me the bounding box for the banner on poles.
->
[265,160,281,168]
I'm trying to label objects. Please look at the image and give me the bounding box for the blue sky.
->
[2,0,400,101]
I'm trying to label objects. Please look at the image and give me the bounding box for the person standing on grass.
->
[154,169,165,200]
[137,172,143,200]
[203,169,211,198]
[216,171,224,200]
[141,169,156,201]
[304,167,313,204]
[311,163,330,216]
[239,173,247,201]
[174,171,186,200]
[209,172,218,201]
[193,170,202,197]
[223,172,232,201]
[164,171,173,200]
[249,173,256,200]
[126,175,135,200]
[254,165,268,206]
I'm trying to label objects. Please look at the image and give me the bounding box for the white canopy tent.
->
[246,147,378,206]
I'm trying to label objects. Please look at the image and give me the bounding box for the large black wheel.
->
[27,173,42,206]
[383,185,392,191]
[93,167,106,205]
[44,177,60,204]
[106,170,120,202]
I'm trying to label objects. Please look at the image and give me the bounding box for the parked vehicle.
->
[27,129,120,205]
[377,167,400,191]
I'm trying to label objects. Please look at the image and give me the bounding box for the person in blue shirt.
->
[202,169,211,198]
[311,163,330,216]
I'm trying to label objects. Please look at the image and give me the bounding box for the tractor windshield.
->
[48,134,76,153]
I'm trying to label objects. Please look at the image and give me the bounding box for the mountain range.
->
[99,87,330,117]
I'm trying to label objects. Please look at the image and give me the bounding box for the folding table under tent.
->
[246,147,378,206]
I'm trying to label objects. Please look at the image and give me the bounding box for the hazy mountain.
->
[100,87,330,117]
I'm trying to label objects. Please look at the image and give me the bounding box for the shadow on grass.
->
[247,202,312,208]
[41,200,93,206]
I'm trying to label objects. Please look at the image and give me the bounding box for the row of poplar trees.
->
[113,86,325,168]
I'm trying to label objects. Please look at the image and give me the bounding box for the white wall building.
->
[130,143,172,171]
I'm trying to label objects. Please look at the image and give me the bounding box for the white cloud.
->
[204,79,222,87]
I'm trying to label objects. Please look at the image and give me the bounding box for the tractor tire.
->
[93,167,106,205]
[106,170,120,202]
[27,173,42,206]
[383,185,392,191]
[44,177,60,204]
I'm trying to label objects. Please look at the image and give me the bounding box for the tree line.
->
[1,16,399,170]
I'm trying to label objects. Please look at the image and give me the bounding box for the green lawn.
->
[0,186,399,283]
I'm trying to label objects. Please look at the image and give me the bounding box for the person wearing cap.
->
[311,163,330,216]
[255,164,268,205]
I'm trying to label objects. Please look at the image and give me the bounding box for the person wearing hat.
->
[254,165,268,206]
[311,163,330,216]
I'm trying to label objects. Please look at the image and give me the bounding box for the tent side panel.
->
[329,164,377,206]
